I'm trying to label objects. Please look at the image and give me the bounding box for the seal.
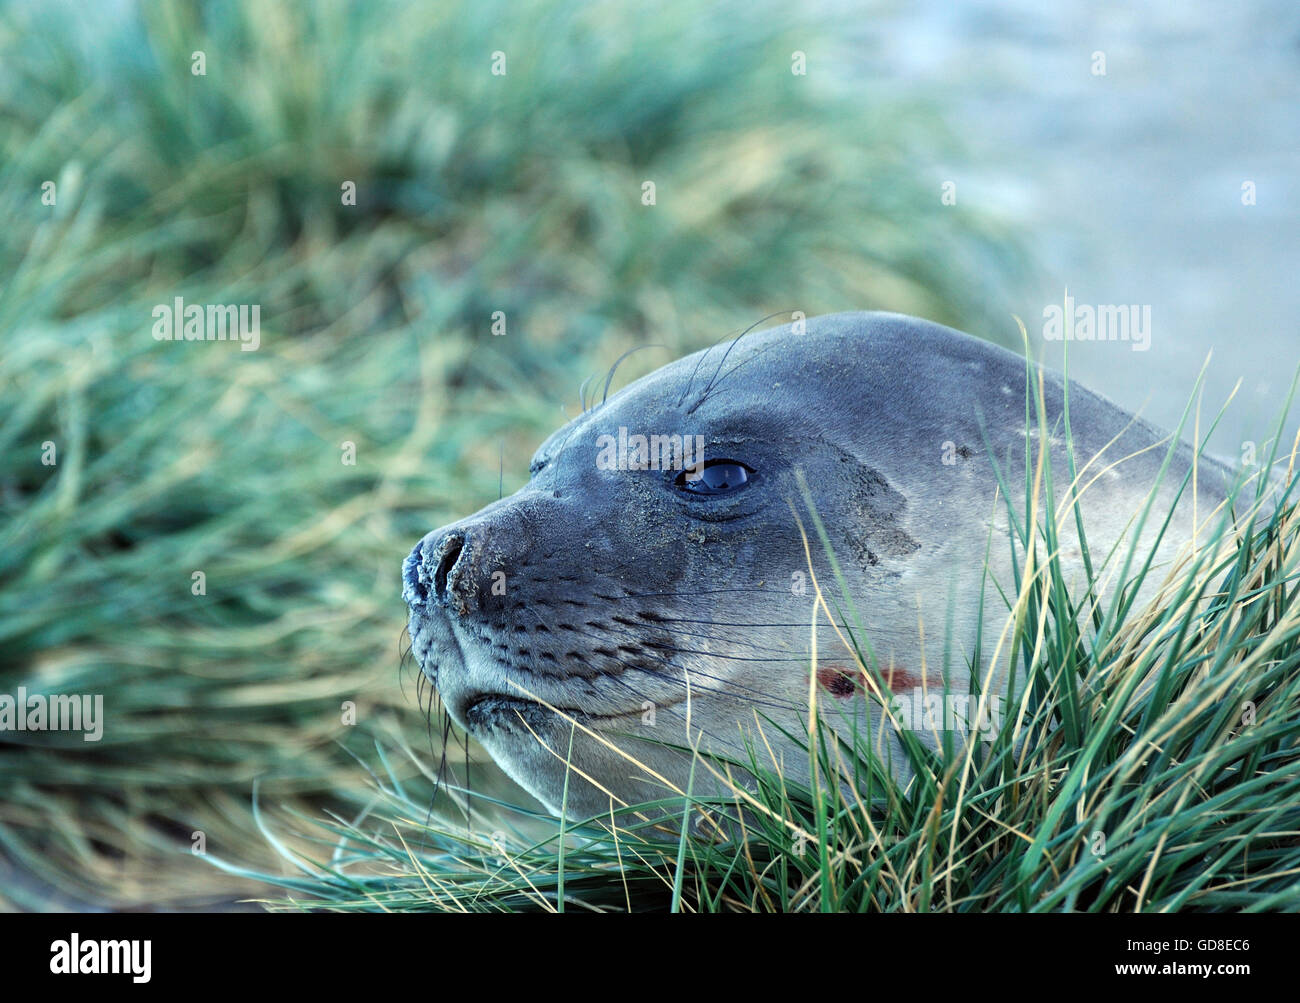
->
[402,311,1239,817]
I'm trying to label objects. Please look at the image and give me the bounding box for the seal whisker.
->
[546,416,584,470]
[674,336,722,409]
[601,344,664,407]
[685,310,787,413]
[687,341,783,416]
[592,614,808,656]
[593,656,805,719]
[635,615,844,630]
[674,312,775,408]
[605,587,783,599]
[514,609,806,715]
[562,638,807,715]
[578,372,598,414]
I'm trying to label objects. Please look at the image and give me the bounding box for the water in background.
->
[842,0,1299,462]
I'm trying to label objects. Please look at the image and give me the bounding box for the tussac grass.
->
[0,0,1024,908]
[222,374,1300,913]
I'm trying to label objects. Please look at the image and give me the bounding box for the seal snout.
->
[401,541,427,606]
[403,529,474,615]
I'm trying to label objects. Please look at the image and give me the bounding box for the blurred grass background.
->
[0,0,1026,909]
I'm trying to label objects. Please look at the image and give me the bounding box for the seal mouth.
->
[461,692,686,732]
[462,693,583,731]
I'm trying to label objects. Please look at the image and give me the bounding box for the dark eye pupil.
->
[702,463,746,490]
[676,460,752,495]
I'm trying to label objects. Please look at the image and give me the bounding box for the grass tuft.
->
[223,417,1300,912]
[0,0,1023,908]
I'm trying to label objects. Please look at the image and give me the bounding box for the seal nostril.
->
[434,534,464,602]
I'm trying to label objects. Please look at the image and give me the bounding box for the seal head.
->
[403,311,1231,816]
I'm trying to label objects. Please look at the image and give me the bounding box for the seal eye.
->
[675,459,753,495]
